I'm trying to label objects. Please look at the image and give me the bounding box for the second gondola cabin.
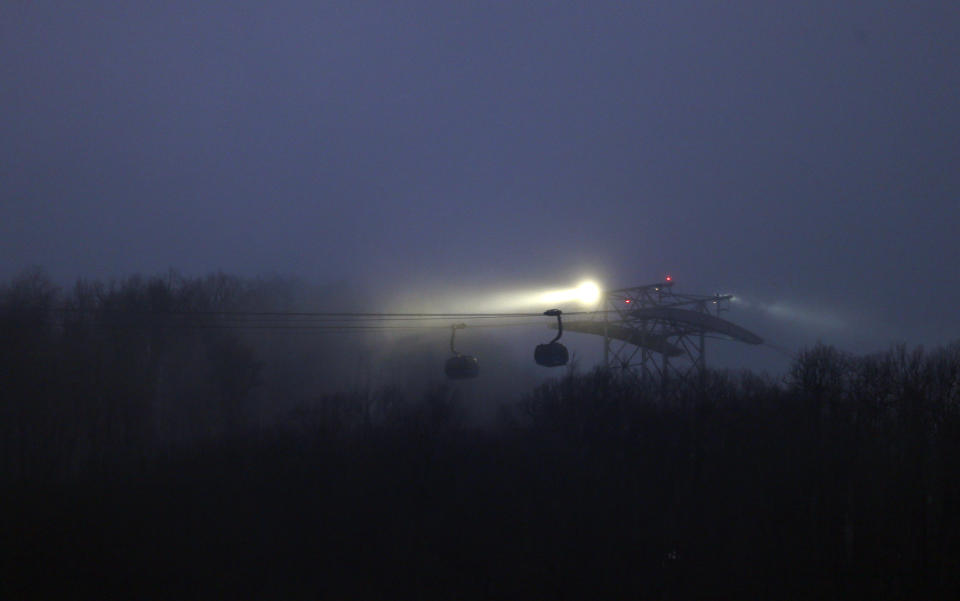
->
[445,323,479,379]
[445,354,479,379]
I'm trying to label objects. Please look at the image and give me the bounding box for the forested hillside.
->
[2,270,959,599]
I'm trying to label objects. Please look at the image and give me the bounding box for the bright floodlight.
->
[577,281,601,304]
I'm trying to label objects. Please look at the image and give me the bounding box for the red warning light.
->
[624,299,631,304]
[665,275,672,282]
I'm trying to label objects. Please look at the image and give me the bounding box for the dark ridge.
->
[2,270,959,599]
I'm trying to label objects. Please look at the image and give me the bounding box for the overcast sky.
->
[2,1,958,367]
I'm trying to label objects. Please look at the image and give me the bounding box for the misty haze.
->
[2,1,959,599]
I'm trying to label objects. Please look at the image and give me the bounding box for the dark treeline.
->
[2,270,959,599]
[1,268,293,481]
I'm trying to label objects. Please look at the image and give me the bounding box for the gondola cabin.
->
[445,354,479,379]
[534,342,568,367]
[535,308,569,367]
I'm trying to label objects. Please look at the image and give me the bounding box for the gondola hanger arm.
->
[449,323,467,355]
[544,309,562,344]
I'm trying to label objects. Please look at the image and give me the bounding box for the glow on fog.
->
[483,280,603,311]
[540,281,601,306]
[730,295,845,329]
[393,279,605,313]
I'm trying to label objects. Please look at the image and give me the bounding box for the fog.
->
[3,2,957,376]
[4,4,960,595]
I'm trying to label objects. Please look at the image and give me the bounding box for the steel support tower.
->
[563,280,763,385]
